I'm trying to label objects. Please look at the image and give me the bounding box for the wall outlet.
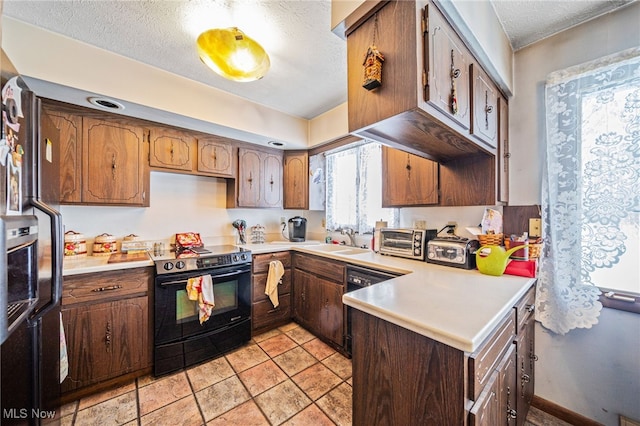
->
[529,218,542,238]
[280,216,286,225]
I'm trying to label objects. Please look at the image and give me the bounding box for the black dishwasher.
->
[345,265,402,354]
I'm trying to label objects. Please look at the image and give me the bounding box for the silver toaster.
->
[426,237,480,269]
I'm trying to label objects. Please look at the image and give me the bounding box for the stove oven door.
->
[154,263,251,345]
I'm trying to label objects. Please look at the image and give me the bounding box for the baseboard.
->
[531,395,604,426]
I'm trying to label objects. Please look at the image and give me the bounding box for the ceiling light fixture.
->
[197,27,270,82]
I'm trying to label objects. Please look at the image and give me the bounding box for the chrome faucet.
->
[340,228,357,247]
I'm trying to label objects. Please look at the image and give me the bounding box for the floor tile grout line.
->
[182,368,208,426]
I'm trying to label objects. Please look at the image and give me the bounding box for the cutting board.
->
[107,252,151,263]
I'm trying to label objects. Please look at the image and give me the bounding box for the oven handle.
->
[158,269,249,287]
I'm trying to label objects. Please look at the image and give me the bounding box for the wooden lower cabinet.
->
[251,251,292,335]
[61,267,152,398]
[351,283,535,425]
[292,253,346,351]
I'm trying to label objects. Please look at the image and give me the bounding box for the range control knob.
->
[240,253,248,261]
[176,260,185,269]
[163,262,174,271]
[232,254,239,262]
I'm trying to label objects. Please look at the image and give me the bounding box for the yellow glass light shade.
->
[197,27,270,82]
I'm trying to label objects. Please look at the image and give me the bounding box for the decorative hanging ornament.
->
[362,14,384,91]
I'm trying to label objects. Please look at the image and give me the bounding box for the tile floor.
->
[57,322,570,426]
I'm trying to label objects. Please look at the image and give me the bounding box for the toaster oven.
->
[426,237,480,269]
[379,228,434,260]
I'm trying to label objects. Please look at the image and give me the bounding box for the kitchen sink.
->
[305,245,370,255]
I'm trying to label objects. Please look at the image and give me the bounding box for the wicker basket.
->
[505,240,543,259]
[478,234,503,246]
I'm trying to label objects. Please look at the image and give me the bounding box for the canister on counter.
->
[64,230,87,257]
[506,233,529,260]
[93,233,118,256]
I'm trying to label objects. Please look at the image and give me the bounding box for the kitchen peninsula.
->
[63,242,535,425]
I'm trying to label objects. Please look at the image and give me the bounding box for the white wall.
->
[510,3,640,424]
[61,172,326,250]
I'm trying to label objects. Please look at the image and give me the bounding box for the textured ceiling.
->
[493,0,634,50]
[2,0,635,122]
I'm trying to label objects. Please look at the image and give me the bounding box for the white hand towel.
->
[265,260,285,308]
[187,275,215,324]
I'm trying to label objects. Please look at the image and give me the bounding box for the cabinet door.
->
[46,110,82,203]
[425,4,472,130]
[82,117,149,205]
[61,296,148,392]
[319,278,344,347]
[262,152,283,208]
[498,96,509,203]
[197,137,235,177]
[470,64,499,149]
[237,148,262,207]
[382,146,439,207]
[149,127,195,171]
[292,268,320,330]
[470,369,500,426]
[283,151,309,210]
[516,320,535,426]
[498,344,518,426]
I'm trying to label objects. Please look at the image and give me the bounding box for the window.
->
[325,141,398,234]
[540,47,640,334]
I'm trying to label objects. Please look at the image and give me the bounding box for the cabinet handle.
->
[450,50,459,115]
[111,154,117,180]
[521,373,530,383]
[526,304,535,313]
[406,154,412,179]
[105,321,112,350]
[213,147,217,167]
[267,307,280,314]
[484,91,493,130]
[170,141,174,161]
[248,172,253,189]
[507,409,517,419]
[91,285,123,292]
[530,353,539,361]
[269,175,274,187]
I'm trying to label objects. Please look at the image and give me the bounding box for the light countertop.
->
[63,241,535,353]
[63,254,154,276]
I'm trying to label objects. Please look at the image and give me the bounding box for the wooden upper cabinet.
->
[149,127,195,171]
[498,96,509,204]
[425,3,472,130]
[470,63,499,149]
[45,109,82,203]
[283,151,309,210]
[262,152,283,208]
[237,148,262,207]
[382,146,439,207]
[197,136,236,178]
[82,117,149,206]
[347,0,417,132]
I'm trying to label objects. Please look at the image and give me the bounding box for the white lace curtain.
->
[325,141,398,233]
[538,47,640,335]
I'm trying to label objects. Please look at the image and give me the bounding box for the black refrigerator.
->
[0,57,64,424]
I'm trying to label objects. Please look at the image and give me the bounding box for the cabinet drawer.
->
[252,251,291,274]
[293,254,345,283]
[514,286,536,333]
[252,295,291,329]
[252,270,291,303]
[469,309,516,401]
[62,267,152,306]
